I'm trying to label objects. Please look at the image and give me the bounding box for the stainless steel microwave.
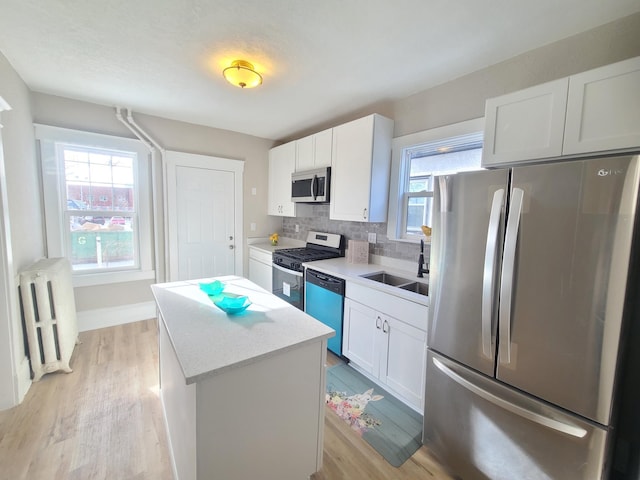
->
[291,167,330,203]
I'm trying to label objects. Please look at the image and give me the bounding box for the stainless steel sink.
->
[399,282,429,296]
[360,272,429,297]
[361,272,413,286]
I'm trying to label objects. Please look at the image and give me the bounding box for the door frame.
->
[0,97,21,409]
[164,151,244,282]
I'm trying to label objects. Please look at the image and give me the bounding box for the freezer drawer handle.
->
[482,188,504,359]
[499,187,524,365]
[432,356,587,438]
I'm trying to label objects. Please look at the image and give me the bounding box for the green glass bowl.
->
[199,280,225,296]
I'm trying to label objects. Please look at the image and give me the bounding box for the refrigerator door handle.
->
[482,189,504,358]
[499,187,524,365]
[432,356,588,438]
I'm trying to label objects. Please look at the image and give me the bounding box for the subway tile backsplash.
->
[281,205,430,263]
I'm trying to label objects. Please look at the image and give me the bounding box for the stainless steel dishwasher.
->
[304,269,345,356]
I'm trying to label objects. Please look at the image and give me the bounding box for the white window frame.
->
[36,124,155,287]
[387,118,485,242]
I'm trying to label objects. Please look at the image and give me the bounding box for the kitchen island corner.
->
[151,276,335,480]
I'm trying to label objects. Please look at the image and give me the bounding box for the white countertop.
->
[151,276,335,385]
[302,257,430,306]
[248,236,305,254]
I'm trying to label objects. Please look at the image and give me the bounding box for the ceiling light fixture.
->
[222,60,263,88]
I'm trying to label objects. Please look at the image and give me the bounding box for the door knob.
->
[229,245,234,250]
[229,235,233,240]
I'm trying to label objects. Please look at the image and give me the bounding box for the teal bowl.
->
[199,280,225,296]
[214,294,251,314]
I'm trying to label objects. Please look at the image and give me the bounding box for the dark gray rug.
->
[326,363,423,467]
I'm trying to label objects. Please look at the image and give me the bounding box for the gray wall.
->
[31,93,280,311]
[281,13,640,263]
[0,56,43,273]
[392,12,640,138]
[0,50,44,406]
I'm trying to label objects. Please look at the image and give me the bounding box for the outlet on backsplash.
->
[367,232,377,244]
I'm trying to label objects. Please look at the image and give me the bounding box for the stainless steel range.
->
[272,231,344,310]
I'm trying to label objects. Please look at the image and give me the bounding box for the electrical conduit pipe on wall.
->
[115,107,166,283]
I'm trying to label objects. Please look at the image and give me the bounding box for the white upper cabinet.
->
[330,114,394,222]
[482,79,569,166]
[483,56,640,166]
[563,56,640,155]
[268,142,297,217]
[295,128,333,171]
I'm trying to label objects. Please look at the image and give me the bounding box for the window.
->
[387,118,484,242]
[36,125,154,287]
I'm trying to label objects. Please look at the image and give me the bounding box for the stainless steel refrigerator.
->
[423,154,640,480]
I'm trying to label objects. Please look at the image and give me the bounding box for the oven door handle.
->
[272,263,303,277]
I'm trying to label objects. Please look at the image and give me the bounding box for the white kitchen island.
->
[151,276,335,480]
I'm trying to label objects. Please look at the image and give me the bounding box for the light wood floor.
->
[0,319,454,480]
[314,352,454,480]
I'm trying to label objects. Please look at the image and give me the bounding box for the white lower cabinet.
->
[248,246,272,291]
[343,287,427,412]
[379,313,427,410]
[343,299,377,373]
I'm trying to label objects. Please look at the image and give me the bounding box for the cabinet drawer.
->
[346,282,428,331]
[249,247,272,265]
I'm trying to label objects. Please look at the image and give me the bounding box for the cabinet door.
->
[330,116,374,221]
[343,298,376,374]
[563,56,640,155]
[268,142,296,216]
[295,135,314,172]
[482,78,569,166]
[313,128,333,168]
[295,129,333,172]
[380,315,426,411]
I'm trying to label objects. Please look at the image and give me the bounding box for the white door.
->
[166,151,243,281]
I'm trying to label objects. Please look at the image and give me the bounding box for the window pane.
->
[60,143,138,272]
[409,175,433,193]
[90,162,112,186]
[410,148,482,178]
[402,140,481,238]
[62,146,136,212]
[65,160,90,182]
[69,214,136,270]
[407,197,425,233]
[112,166,133,186]
[406,197,433,233]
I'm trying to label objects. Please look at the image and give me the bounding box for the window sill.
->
[72,269,156,288]
[386,235,430,245]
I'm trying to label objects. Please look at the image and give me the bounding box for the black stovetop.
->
[273,246,343,272]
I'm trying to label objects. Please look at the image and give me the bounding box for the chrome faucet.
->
[418,239,428,278]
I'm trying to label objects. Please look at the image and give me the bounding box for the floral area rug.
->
[325,363,423,467]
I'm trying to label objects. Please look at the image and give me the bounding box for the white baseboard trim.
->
[77,301,157,332]
[16,356,31,403]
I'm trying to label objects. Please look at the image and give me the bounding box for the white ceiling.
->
[0,1,639,140]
